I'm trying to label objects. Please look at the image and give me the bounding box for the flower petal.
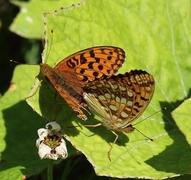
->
[38,143,52,159]
[46,121,61,132]
[55,139,68,159]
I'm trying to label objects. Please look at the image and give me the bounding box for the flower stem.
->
[47,159,53,180]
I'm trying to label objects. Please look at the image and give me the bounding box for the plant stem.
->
[47,159,53,180]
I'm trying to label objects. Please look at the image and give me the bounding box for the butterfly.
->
[40,46,125,120]
[83,70,155,160]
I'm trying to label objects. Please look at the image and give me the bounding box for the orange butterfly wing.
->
[83,70,155,129]
[40,46,126,120]
[55,46,125,93]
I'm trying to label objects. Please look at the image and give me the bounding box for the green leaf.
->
[10,0,81,38]
[25,0,191,179]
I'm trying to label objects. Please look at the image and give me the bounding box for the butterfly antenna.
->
[133,107,167,126]
[10,60,21,64]
[134,128,153,141]
[132,108,167,141]
[10,59,37,65]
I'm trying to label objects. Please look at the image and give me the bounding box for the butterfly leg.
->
[72,107,88,120]
[83,123,102,128]
[108,130,119,161]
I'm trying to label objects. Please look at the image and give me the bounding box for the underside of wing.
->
[83,70,155,130]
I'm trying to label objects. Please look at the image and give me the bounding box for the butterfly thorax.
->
[102,118,135,133]
[40,64,81,93]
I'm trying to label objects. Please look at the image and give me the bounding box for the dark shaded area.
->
[0,0,42,95]
[1,100,48,174]
[146,89,191,177]
[27,153,133,180]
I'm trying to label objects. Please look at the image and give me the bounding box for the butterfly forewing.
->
[55,46,125,83]
[83,70,155,130]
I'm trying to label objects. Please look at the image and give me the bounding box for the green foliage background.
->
[0,0,191,179]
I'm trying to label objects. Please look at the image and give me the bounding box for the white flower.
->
[36,121,68,160]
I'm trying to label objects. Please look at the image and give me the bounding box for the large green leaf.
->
[10,0,81,38]
[6,0,191,179]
